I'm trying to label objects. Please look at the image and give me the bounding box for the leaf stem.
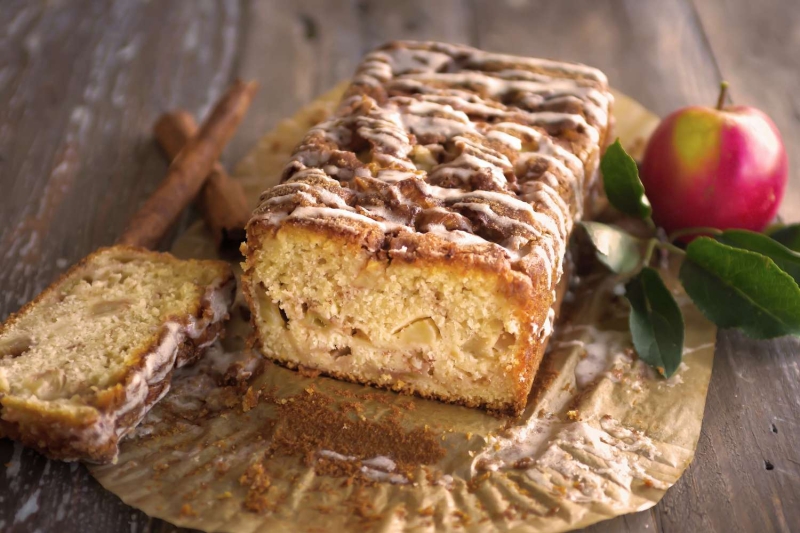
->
[655,241,686,256]
[642,238,658,265]
[668,226,722,242]
[716,81,729,110]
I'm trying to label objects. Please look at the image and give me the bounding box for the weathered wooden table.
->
[1,1,798,531]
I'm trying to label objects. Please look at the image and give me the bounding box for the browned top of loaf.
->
[248,41,612,293]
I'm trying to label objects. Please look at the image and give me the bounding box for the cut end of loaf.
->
[243,224,549,415]
[0,246,235,462]
[242,41,611,416]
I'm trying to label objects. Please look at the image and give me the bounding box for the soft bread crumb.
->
[0,246,233,462]
[1,248,223,400]
[243,225,532,413]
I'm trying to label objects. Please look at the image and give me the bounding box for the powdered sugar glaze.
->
[251,41,612,296]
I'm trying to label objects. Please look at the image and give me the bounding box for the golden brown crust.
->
[243,41,611,416]
[248,42,610,272]
[0,245,235,463]
[0,245,227,339]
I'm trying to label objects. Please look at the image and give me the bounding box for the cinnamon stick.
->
[117,80,258,249]
[154,111,251,249]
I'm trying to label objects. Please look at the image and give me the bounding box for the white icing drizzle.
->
[486,130,523,151]
[474,415,668,506]
[425,226,492,247]
[540,308,556,339]
[376,169,418,182]
[284,206,405,234]
[317,450,409,484]
[569,326,633,389]
[251,41,612,325]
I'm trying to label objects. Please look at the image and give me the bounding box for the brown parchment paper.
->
[89,86,715,532]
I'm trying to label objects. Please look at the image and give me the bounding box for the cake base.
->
[242,223,570,416]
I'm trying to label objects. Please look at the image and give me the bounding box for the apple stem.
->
[716,81,729,110]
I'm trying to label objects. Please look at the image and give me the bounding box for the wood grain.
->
[471,1,725,529]
[477,0,800,532]
[1,0,798,531]
[225,0,362,167]
[690,0,800,221]
[656,0,800,502]
[117,80,257,249]
[657,334,800,533]
[0,1,242,531]
[357,0,475,49]
[473,0,722,115]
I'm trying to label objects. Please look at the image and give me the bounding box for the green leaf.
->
[679,237,800,339]
[579,221,644,275]
[768,224,800,253]
[625,267,685,378]
[718,229,800,285]
[600,139,652,219]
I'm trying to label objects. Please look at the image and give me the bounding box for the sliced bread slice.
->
[0,246,235,463]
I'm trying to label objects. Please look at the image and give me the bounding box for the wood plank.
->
[0,1,243,531]
[474,0,799,531]
[690,0,800,219]
[471,1,717,531]
[0,1,363,531]
[357,0,475,50]
[2,0,796,531]
[644,0,800,530]
[657,335,800,533]
[473,0,721,116]
[356,3,679,529]
[224,0,363,167]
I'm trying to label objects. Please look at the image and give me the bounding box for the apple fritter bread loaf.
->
[241,41,612,415]
[0,246,235,462]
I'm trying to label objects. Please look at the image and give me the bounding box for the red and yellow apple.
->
[640,84,788,235]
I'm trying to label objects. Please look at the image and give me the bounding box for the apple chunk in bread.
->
[243,221,556,414]
[0,247,234,462]
[241,40,612,415]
